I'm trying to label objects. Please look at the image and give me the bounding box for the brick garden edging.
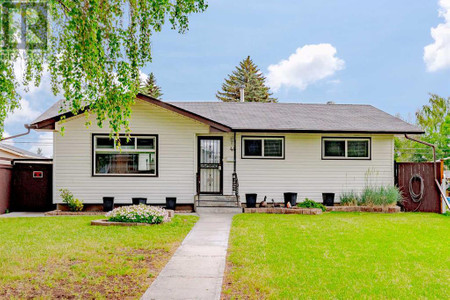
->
[91,219,156,226]
[243,207,323,215]
[326,206,401,213]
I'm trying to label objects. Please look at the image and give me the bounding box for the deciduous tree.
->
[0,0,207,138]
[395,94,449,164]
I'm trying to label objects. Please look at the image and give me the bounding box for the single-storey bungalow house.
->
[30,94,423,210]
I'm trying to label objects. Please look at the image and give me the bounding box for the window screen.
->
[242,137,284,158]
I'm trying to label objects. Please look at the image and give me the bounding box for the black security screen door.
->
[198,137,223,194]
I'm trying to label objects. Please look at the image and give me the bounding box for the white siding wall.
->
[235,133,395,203]
[53,100,210,204]
[52,100,395,205]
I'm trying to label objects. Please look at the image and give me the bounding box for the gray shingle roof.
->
[31,99,423,134]
[169,102,423,133]
[32,99,70,124]
[0,143,47,159]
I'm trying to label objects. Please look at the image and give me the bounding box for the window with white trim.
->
[242,137,284,159]
[322,137,371,159]
[93,135,157,176]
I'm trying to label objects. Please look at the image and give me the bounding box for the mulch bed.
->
[243,207,323,215]
[326,205,401,213]
[45,209,189,216]
[45,210,105,216]
[91,219,164,226]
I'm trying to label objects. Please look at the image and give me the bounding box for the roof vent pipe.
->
[239,86,245,102]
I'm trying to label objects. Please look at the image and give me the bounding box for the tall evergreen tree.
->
[216,56,277,102]
[141,73,163,99]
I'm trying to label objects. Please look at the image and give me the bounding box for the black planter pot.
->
[103,197,114,212]
[322,193,335,206]
[166,197,177,210]
[284,192,298,206]
[132,197,147,205]
[245,193,257,208]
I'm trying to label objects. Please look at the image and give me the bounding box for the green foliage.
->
[0,0,208,138]
[360,186,403,206]
[443,211,450,216]
[216,56,276,103]
[59,188,83,212]
[106,205,168,224]
[141,72,163,99]
[395,94,450,164]
[340,191,360,206]
[297,198,326,211]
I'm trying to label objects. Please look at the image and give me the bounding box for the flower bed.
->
[327,206,401,213]
[45,210,105,216]
[243,207,323,215]
[105,205,171,224]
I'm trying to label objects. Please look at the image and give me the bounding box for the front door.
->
[198,137,223,194]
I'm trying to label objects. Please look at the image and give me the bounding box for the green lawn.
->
[0,215,198,299]
[223,213,449,299]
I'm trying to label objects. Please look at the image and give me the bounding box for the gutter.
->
[0,124,36,142]
[404,134,450,211]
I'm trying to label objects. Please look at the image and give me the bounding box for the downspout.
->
[404,134,437,178]
[404,134,450,211]
[0,124,36,142]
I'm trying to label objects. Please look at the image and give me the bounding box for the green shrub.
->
[297,198,326,212]
[443,211,450,217]
[59,189,83,212]
[340,191,360,206]
[360,186,402,206]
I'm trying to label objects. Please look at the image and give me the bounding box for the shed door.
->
[198,137,223,194]
[11,163,53,211]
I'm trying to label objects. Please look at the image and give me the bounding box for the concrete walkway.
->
[0,212,46,218]
[142,213,236,300]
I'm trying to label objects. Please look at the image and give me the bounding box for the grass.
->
[223,213,449,299]
[0,215,198,299]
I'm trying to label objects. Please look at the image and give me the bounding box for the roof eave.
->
[31,94,233,133]
[232,128,425,134]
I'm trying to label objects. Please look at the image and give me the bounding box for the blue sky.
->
[4,0,450,157]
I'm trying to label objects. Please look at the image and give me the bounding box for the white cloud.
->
[29,132,53,158]
[1,131,15,146]
[139,70,149,84]
[267,44,345,91]
[5,98,41,124]
[424,0,450,72]
[14,55,53,94]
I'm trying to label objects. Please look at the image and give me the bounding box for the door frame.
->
[197,136,223,195]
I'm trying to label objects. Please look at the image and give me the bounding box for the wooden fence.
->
[395,161,443,213]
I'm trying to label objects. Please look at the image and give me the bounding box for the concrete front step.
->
[196,207,243,214]
[197,195,237,201]
[197,200,239,207]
